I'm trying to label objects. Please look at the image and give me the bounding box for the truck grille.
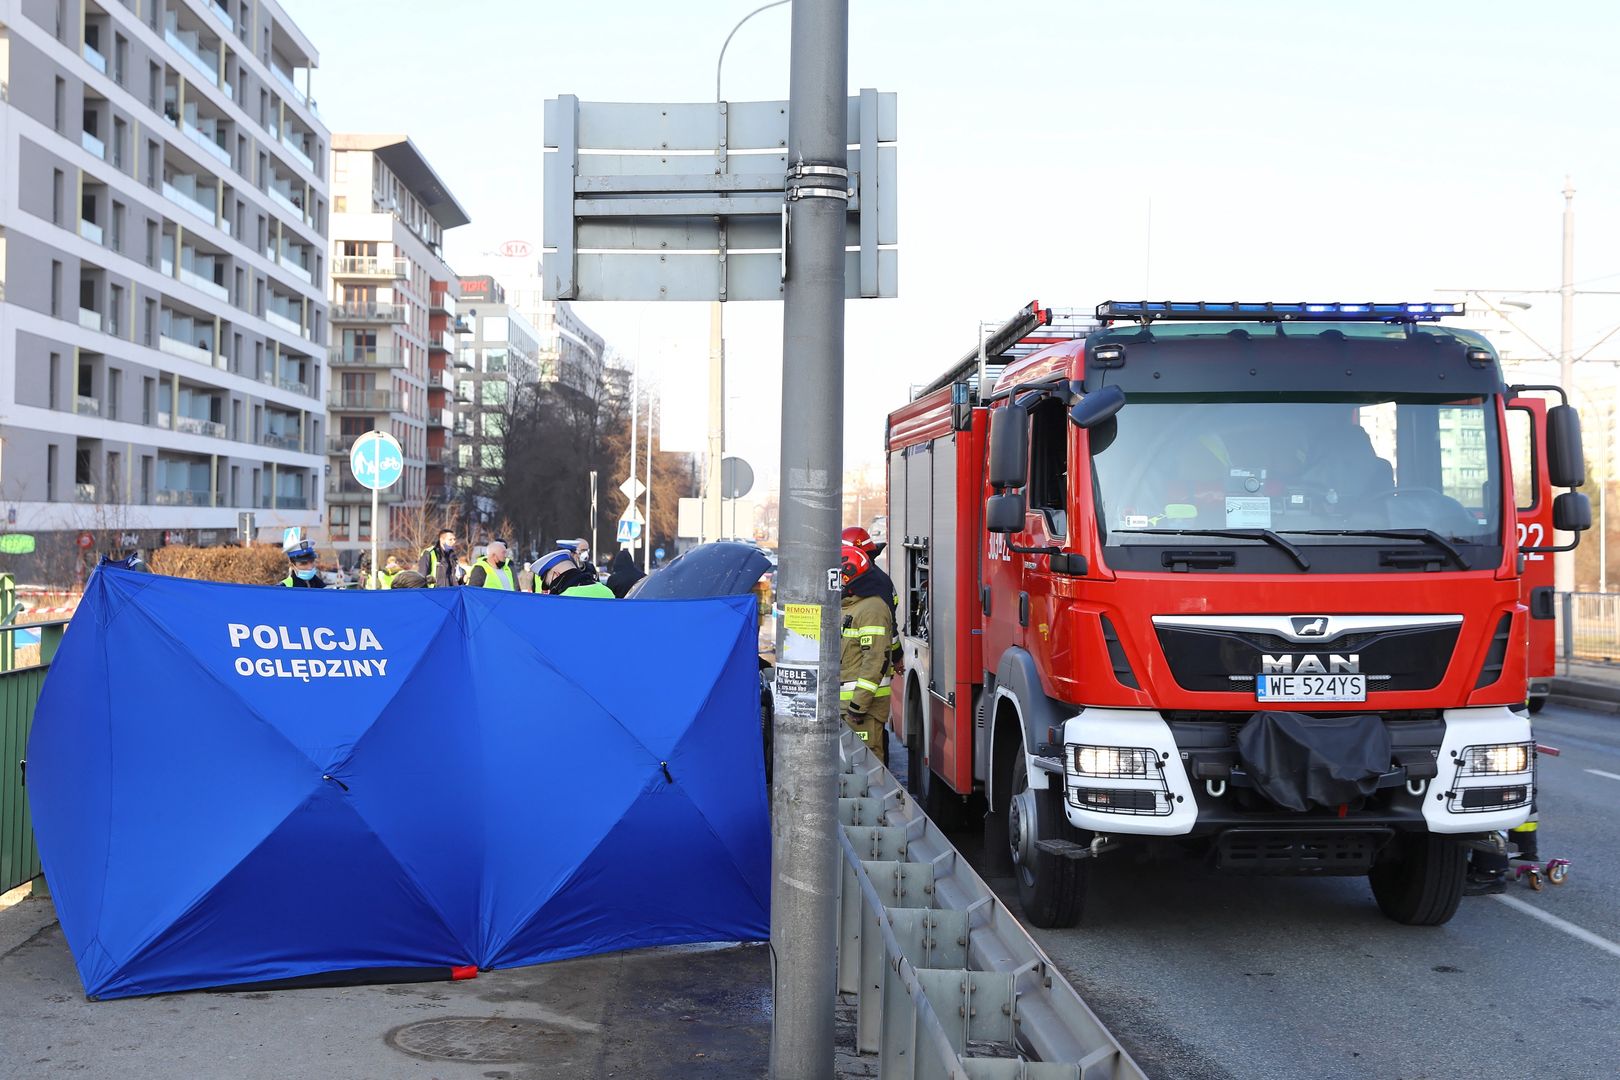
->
[1155,623,1461,693]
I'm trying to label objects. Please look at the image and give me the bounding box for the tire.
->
[907,733,965,832]
[1008,752,1086,928]
[1368,834,1466,926]
[1527,695,1547,716]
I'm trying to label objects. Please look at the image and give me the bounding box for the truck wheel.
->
[1527,695,1547,715]
[1008,752,1085,928]
[907,734,965,832]
[1368,834,1466,926]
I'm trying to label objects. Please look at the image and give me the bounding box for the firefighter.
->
[468,539,516,590]
[844,525,903,672]
[840,542,894,764]
[280,540,326,588]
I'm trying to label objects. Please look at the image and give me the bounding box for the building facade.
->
[326,134,467,566]
[0,0,332,575]
[452,274,537,522]
[454,253,604,399]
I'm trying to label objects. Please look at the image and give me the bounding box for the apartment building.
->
[453,253,605,399]
[0,0,331,575]
[452,275,537,513]
[326,133,467,567]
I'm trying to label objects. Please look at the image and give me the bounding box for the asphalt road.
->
[982,703,1620,1080]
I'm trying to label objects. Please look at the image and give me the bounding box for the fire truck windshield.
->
[1092,393,1502,555]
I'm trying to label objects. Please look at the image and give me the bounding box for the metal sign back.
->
[544,91,896,302]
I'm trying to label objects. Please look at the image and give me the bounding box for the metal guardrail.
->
[837,731,1146,1079]
[1,621,67,895]
[1561,591,1620,665]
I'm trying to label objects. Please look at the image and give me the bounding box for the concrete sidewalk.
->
[0,894,875,1080]
[1551,658,1620,713]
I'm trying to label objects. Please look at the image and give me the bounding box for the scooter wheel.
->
[1548,863,1569,886]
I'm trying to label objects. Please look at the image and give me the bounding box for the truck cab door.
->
[1506,395,1555,700]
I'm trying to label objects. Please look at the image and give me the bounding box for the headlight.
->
[1071,745,1153,777]
[1461,743,1531,775]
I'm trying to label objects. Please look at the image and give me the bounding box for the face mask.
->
[294,568,317,581]
[443,541,455,552]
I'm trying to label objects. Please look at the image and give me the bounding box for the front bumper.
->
[1059,706,1535,838]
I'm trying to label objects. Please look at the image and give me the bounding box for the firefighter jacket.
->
[840,592,894,716]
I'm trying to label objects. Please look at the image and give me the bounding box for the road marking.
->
[1493,893,1620,960]
[1585,768,1620,782]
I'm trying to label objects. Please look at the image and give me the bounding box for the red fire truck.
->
[886,301,1590,928]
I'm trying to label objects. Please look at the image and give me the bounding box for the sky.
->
[284,0,1620,493]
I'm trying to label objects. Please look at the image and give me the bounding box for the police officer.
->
[533,548,615,598]
[418,529,463,587]
[468,539,517,590]
[281,540,326,588]
[839,542,894,764]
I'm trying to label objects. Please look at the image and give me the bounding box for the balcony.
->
[429,368,454,391]
[181,119,232,167]
[154,488,212,507]
[270,63,303,102]
[280,132,315,172]
[79,218,103,245]
[331,302,406,324]
[326,433,360,455]
[180,266,229,301]
[159,334,212,364]
[78,307,106,332]
[173,415,226,439]
[257,369,311,397]
[74,395,100,417]
[429,329,454,354]
[453,348,475,370]
[266,184,305,220]
[273,494,309,510]
[262,431,302,451]
[82,43,107,74]
[430,292,454,316]
[332,256,407,280]
[207,0,233,32]
[278,256,314,285]
[163,181,217,226]
[165,27,219,86]
[327,477,401,503]
[331,348,405,369]
[426,408,448,429]
[265,308,303,336]
[80,129,105,159]
[329,389,403,412]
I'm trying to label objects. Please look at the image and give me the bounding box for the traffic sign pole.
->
[372,435,381,592]
[771,1,846,1076]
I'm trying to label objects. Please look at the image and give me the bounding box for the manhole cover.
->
[386,1017,577,1063]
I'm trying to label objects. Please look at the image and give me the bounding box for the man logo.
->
[1292,617,1329,637]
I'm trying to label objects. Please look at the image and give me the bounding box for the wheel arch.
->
[986,647,1069,812]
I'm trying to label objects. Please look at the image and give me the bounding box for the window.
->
[148,63,160,111]
[112,118,126,169]
[110,202,125,252]
[107,451,122,502]
[51,169,63,224]
[484,348,508,374]
[48,353,61,409]
[483,380,509,406]
[333,195,346,212]
[1505,407,1537,511]
[113,35,127,84]
[46,445,58,501]
[142,376,154,424]
[108,369,121,421]
[108,284,123,336]
[49,260,62,316]
[1028,398,1069,535]
[54,77,64,132]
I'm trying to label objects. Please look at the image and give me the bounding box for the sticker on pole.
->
[776,603,823,720]
[350,431,404,491]
[774,664,818,720]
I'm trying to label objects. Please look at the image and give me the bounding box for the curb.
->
[1549,677,1620,715]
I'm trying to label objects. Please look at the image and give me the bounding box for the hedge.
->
[150,545,290,585]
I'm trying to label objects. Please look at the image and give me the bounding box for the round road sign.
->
[350,431,405,491]
[721,456,754,500]
[76,531,94,550]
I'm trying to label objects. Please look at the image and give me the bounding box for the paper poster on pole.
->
[774,603,822,720]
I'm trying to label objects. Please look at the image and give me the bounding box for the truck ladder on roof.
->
[913,302,1101,401]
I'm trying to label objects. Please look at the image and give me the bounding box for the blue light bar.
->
[1095,301,1466,323]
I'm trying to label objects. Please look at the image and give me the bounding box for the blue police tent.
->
[27,567,769,999]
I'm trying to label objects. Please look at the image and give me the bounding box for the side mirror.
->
[1553,490,1592,533]
[987,404,1030,489]
[1547,404,1586,488]
[1069,384,1125,429]
[986,491,1025,533]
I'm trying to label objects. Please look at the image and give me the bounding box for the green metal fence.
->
[1,622,66,895]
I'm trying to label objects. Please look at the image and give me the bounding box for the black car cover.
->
[1235,711,1393,812]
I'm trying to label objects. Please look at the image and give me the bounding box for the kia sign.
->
[498,240,533,258]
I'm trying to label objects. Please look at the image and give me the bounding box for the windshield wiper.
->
[1278,529,1471,570]
[1123,528,1311,571]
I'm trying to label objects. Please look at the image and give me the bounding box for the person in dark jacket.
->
[606,549,646,598]
[388,569,428,589]
[418,529,463,588]
[534,549,614,598]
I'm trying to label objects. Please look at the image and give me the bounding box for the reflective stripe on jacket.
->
[839,592,893,714]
